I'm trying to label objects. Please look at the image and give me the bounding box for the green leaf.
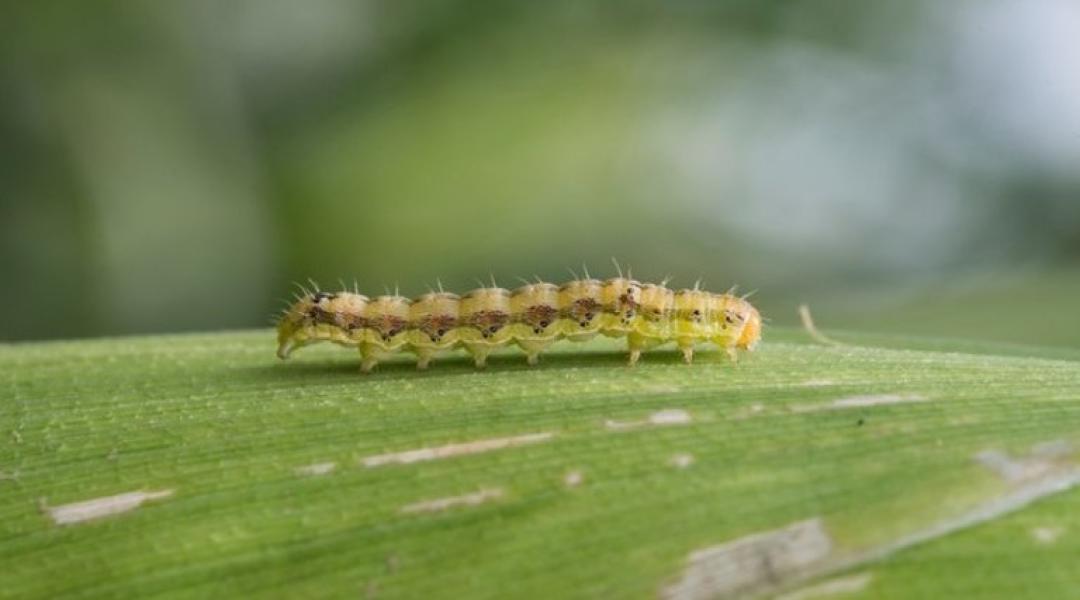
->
[2,329,1079,598]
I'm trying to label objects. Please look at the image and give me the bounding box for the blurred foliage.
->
[2,0,1078,344]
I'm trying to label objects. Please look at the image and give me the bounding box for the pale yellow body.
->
[457,288,514,369]
[276,277,762,371]
[671,289,712,363]
[406,292,461,369]
[509,283,561,365]
[557,279,605,341]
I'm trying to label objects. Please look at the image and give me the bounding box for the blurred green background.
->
[2,0,1078,346]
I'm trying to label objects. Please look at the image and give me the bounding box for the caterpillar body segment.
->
[276,277,762,371]
[407,292,461,370]
[556,279,605,341]
[275,291,366,358]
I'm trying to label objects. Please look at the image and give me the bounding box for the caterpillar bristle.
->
[610,257,623,278]
[275,273,762,371]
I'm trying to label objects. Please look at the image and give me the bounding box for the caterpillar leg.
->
[627,333,649,367]
[681,346,694,365]
[411,346,440,370]
[725,346,739,365]
[516,338,552,367]
[416,354,432,371]
[360,351,379,373]
[359,344,389,373]
[464,343,494,369]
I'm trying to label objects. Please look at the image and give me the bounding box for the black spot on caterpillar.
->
[277,277,761,372]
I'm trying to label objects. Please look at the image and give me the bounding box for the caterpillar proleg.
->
[276,276,762,372]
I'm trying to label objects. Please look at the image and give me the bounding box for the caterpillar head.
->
[276,291,368,358]
[711,294,762,351]
[737,304,762,351]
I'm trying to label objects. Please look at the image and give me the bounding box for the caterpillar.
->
[276,274,762,372]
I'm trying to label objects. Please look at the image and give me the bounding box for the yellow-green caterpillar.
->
[276,275,762,372]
